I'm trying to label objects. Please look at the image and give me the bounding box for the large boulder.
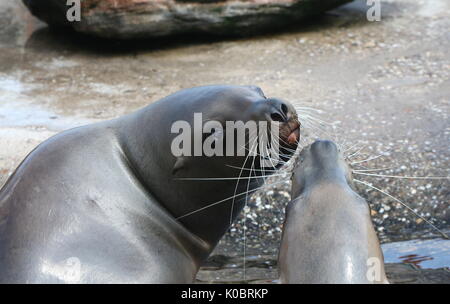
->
[23,0,351,39]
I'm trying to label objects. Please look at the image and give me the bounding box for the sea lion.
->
[278,140,388,284]
[0,85,300,283]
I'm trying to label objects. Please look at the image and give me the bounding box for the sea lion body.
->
[0,124,205,283]
[278,140,388,284]
[0,85,299,283]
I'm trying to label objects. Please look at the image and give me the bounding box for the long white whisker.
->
[264,138,276,170]
[300,118,332,136]
[243,144,258,281]
[346,145,366,159]
[229,136,258,225]
[353,172,450,180]
[354,179,449,239]
[225,165,285,173]
[351,153,386,165]
[294,106,323,113]
[353,167,396,172]
[174,174,284,181]
[235,137,290,165]
[176,178,289,220]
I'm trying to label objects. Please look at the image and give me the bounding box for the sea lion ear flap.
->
[247,85,266,99]
[172,157,186,175]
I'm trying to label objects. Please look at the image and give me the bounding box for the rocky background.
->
[23,0,351,38]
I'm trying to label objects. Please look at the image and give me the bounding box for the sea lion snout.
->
[310,140,339,156]
[293,140,352,195]
[262,98,300,148]
[298,140,341,167]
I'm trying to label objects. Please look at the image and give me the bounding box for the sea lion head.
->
[120,85,300,247]
[292,140,354,196]
[168,85,300,176]
[281,141,389,284]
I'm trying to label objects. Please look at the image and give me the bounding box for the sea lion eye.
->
[271,112,284,122]
[281,104,289,116]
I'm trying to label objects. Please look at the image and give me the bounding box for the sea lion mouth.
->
[281,120,301,148]
[287,125,300,145]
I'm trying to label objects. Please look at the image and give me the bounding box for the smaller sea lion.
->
[278,140,388,284]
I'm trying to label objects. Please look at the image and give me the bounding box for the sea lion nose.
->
[267,98,289,122]
[310,140,338,153]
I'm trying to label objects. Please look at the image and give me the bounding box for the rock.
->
[23,0,351,39]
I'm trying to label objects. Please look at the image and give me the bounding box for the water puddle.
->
[0,101,88,131]
[0,75,94,132]
[198,237,450,283]
[417,0,448,17]
[382,238,450,269]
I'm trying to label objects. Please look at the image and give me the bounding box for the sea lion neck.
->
[292,163,350,198]
[113,102,263,248]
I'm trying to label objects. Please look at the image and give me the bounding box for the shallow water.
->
[198,237,450,283]
[0,75,94,131]
[382,238,450,269]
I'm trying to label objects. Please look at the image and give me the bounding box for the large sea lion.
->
[0,85,300,283]
[278,140,388,284]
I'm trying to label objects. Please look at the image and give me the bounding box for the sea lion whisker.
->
[345,145,366,159]
[295,112,335,128]
[175,179,290,220]
[353,172,450,180]
[263,139,279,171]
[297,115,334,128]
[298,117,330,131]
[353,179,449,240]
[174,175,282,181]
[295,109,341,144]
[341,141,363,154]
[259,142,266,181]
[298,120,334,140]
[334,136,347,152]
[243,143,258,281]
[231,130,289,160]
[341,141,361,153]
[265,135,295,169]
[298,136,311,146]
[294,106,323,113]
[295,110,329,122]
[339,139,357,154]
[352,167,396,172]
[177,187,256,221]
[270,132,298,154]
[269,136,297,166]
[225,165,285,173]
[229,136,259,225]
[233,139,290,164]
[351,153,387,165]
